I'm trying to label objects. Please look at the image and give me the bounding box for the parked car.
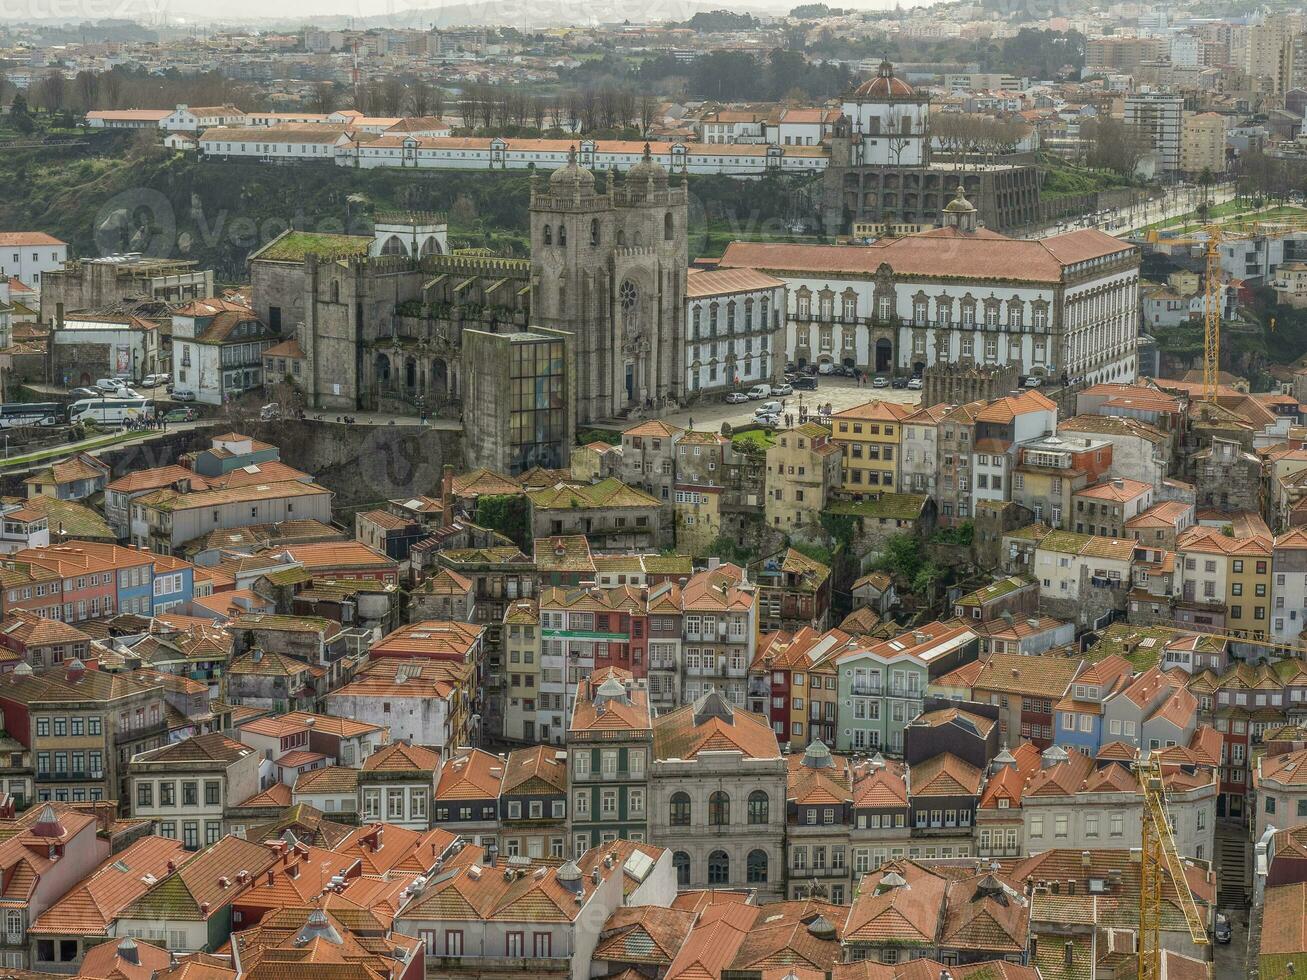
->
[755,400,783,417]
[755,412,781,428]
[793,376,818,391]
[891,377,909,389]
[747,384,772,399]
[163,407,198,423]
[725,391,750,404]
[1024,376,1043,388]
[872,376,890,388]
[172,389,197,402]
[817,362,835,375]
[259,403,281,421]
[96,378,128,393]
[69,387,99,400]
[772,382,794,396]
[907,377,923,390]
[1214,915,1231,944]
[141,373,170,388]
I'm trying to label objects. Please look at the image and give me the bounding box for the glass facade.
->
[509,338,567,474]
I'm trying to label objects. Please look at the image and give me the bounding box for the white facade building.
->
[1124,93,1184,174]
[684,268,786,394]
[198,131,829,176]
[0,233,68,291]
[841,62,930,167]
[718,223,1141,386]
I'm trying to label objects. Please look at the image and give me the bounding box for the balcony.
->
[36,770,103,783]
[572,769,642,782]
[115,720,167,744]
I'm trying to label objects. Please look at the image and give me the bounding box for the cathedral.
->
[249,146,690,441]
[529,146,689,423]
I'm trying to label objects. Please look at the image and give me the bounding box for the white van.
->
[747,384,772,399]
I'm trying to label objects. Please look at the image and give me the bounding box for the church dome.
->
[549,146,595,193]
[626,143,668,187]
[851,61,916,100]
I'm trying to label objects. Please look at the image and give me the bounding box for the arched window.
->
[590,218,600,246]
[708,790,730,826]
[558,224,567,246]
[747,849,768,883]
[726,300,736,333]
[543,224,552,246]
[380,234,406,256]
[669,792,691,826]
[747,790,769,825]
[708,850,729,884]
[691,306,701,339]
[330,281,339,304]
[673,851,691,886]
[664,212,674,241]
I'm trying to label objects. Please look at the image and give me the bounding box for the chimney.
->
[1081,850,1091,869]
[440,465,455,528]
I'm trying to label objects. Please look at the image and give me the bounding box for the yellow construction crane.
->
[1145,217,1307,402]
[1136,755,1210,980]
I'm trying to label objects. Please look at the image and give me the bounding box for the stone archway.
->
[875,338,893,374]
[431,357,450,402]
[404,356,417,389]
[375,353,392,386]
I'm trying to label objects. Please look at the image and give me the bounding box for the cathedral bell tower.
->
[530,145,689,424]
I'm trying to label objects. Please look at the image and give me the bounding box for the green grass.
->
[697,226,826,258]
[731,428,776,452]
[1142,202,1307,237]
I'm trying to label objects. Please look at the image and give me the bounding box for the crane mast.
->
[1136,755,1210,980]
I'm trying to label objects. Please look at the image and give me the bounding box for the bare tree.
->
[309,81,338,114]
[37,70,67,113]
[638,92,657,136]
[408,80,433,117]
[74,70,99,111]
[379,78,405,115]
[530,96,547,132]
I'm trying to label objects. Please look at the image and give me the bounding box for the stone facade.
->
[529,148,689,423]
[648,693,787,901]
[1193,436,1263,514]
[923,362,1019,408]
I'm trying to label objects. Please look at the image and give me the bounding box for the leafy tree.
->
[872,532,924,584]
[475,493,531,550]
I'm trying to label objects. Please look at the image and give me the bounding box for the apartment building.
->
[900,402,950,496]
[830,400,912,493]
[1176,525,1274,640]
[680,563,757,707]
[1124,93,1184,173]
[567,667,653,854]
[128,733,259,849]
[648,691,786,900]
[0,662,166,806]
[764,422,843,530]
[131,480,334,553]
[1071,478,1154,537]
[969,652,1085,749]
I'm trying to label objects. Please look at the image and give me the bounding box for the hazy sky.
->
[43,0,917,28]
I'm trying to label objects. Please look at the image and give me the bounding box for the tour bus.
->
[67,397,156,427]
[0,403,62,428]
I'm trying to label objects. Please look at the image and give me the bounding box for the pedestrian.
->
[688,416,694,431]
